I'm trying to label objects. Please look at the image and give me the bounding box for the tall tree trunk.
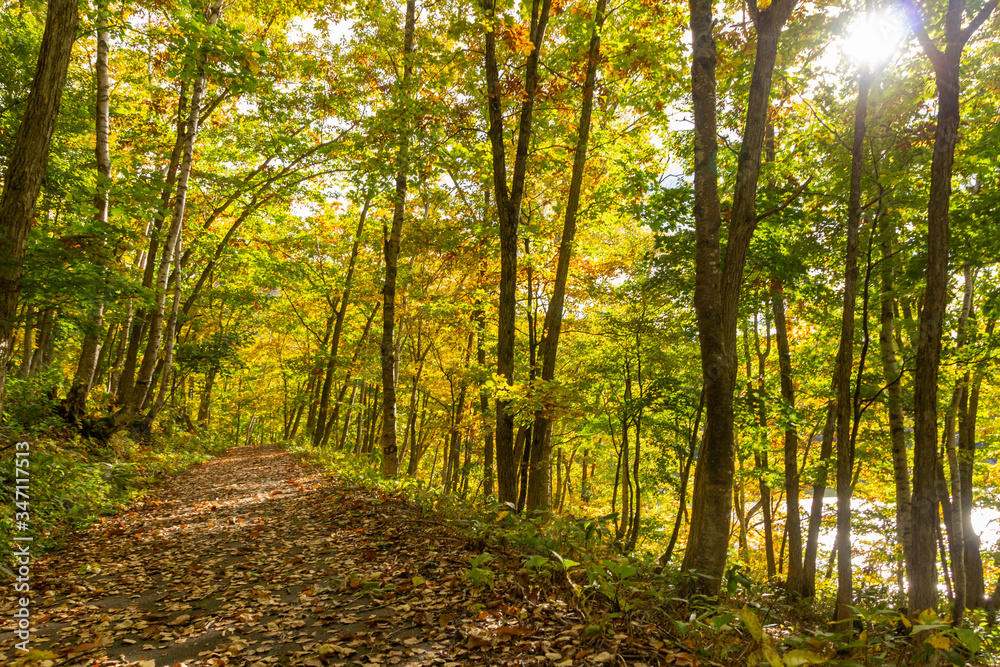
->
[483,0,553,505]
[771,280,803,595]
[63,0,110,422]
[681,0,797,595]
[315,198,370,445]
[525,0,607,514]
[627,349,643,553]
[959,318,992,607]
[803,401,836,597]
[936,264,974,622]
[662,386,703,566]
[141,232,184,426]
[108,304,132,396]
[197,367,217,425]
[18,305,34,380]
[833,61,872,632]
[902,0,997,618]
[475,297,495,500]
[0,0,79,412]
[119,87,189,402]
[324,302,379,446]
[878,212,914,601]
[380,0,416,477]
[753,310,776,578]
[99,0,224,438]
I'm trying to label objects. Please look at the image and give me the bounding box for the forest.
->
[2,0,1000,664]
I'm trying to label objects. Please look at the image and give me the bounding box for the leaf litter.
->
[1,445,674,667]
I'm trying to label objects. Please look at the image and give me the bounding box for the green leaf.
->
[783,649,828,666]
[953,627,980,652]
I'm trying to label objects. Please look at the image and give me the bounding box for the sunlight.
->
[841,11,905,67]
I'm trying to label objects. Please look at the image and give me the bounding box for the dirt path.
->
[2,445,615,667]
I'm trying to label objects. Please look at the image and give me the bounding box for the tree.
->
[680,0,798,594]
[380,0,417,477]
[903,0,998,620]
[482,0,553,505]
[62,0,110,422]
[525,0,607,513]
[0,0,78,414]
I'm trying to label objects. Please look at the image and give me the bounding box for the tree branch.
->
[755,175,813,223]
[958,0,999,46]
[901,0,948,73]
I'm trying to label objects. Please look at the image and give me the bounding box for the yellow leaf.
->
[928,634,951,651]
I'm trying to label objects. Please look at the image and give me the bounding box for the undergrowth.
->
[286,438,1000,666]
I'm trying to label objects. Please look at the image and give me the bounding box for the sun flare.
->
[842,11,905,67]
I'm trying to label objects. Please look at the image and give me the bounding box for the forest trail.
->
[1,446,658,667]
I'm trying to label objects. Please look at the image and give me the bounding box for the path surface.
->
[2,445,630,667]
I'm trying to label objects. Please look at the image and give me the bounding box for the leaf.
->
[927,633,951,651]
[742,605,764,642]
[954,627,980,652]
[783,649,827,665]
[24,650,59,660]
[762,645,782,667]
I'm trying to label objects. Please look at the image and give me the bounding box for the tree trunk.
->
[833,62,871,632]
[803,400,836,597]
[940,263,973,623]
[0,0,79,412]
[63,0,110,422]
[380,0,416,477]
[483,0,553,505]
[627,352,643,553]
[681,0,797,595]
[772,281,803,596]
[142,232,184,426]
[197,367,217,425]
[877,212,915,602]
[959,315,991,608]
[903,0,998,618]
[99,0,224,438]
[752,310,775,579]
[475,297,495,500]
[315,198,371,445]
[119,87,189,402]
[525,0,607,514]
[662,386,704,567]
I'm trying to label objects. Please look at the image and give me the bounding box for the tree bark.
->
[483,0,553,505]
[833,63,872,632]
[63,0,110,422]
[525,0,606,513]
[315,198,370,445]
[380,0,416,477]
[902,0,998,618]
[0,0,79,412]
[877,212,914,601]
[681,0,797,595]
[771,280,803,596]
